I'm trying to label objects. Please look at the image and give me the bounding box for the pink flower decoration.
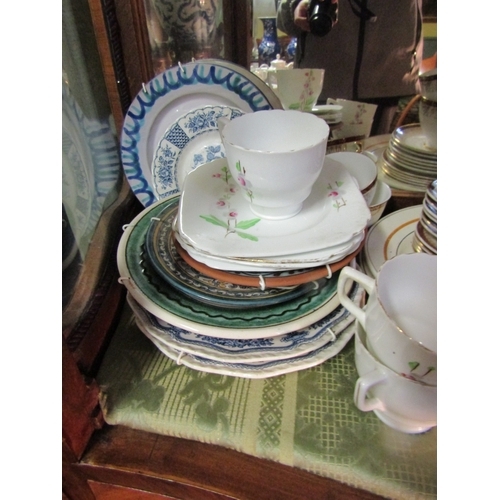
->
[228,211,238,218]
[328,190,339,197]
[216,200,227,208]
[212,173,221,178]
[237,175,247,187]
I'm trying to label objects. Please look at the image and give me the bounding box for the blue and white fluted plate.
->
[128,284,361,364]
[134,308,357,379]
[152,105,244,199]
[120,59,283,207]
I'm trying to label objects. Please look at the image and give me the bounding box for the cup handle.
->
[337,266,375,329]
[353,369,386,412]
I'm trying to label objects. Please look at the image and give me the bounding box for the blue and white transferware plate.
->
[117,195,345,339]
[152,105,244,199]
[128,284,361,363]
[135,311,357,379]
[120,59,283,207]
[145,199,317,308]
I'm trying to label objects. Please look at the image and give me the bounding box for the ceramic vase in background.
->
[258,17,281,65]
[286,37,297,62]
[149,0,224,67]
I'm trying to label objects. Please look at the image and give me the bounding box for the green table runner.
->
[97,304,436,499]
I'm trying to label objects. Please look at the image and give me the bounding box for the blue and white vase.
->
[258,17,281,66]
[286,37,297,62]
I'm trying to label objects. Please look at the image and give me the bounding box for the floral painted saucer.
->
[151,105,244,199]
[175,229,365,272]
[178,157,370,260]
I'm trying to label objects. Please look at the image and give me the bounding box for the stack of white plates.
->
[175,157,370,273]
[381,124,437,190]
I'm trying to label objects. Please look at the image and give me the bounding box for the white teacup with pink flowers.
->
[218,110,329,220]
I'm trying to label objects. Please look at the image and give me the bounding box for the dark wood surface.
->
[69,425,387,500]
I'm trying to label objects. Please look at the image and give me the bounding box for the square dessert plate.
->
[178,157,370,259]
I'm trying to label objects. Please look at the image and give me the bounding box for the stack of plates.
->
[380,124,437,190]
[175,157,370,273]
[117,194,364,378]
[413,180,437,254]
[118,61,371,378]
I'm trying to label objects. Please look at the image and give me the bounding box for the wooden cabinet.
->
[62,2,399,498]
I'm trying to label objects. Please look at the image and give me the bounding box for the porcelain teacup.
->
[368,181,391,227]
[338,253,437,385]
[354,320,437,434]
[326,151,378,205]
[275,68,325,112]
[218,110,330,220]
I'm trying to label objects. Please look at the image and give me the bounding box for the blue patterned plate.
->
[128,284,360,363]
[152,105,244,199]
[135,310,357,378]
[120,59,283,207]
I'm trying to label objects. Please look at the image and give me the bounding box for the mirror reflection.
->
[62,0,122,309]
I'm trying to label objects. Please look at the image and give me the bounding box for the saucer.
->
[392,124,438,156]
[175,226,365,272]
[363,205,422,276]
[178,157,370,259]
[175,238,362,288]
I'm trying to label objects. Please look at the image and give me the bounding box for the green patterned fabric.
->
[97,305,436,499]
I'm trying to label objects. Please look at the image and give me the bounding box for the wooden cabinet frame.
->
[63,1,384,497]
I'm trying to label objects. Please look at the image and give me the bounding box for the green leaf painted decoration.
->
[199,215,228,229]
[236,231,259,241]
[408,361,420,372]
[236,218,261,229]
